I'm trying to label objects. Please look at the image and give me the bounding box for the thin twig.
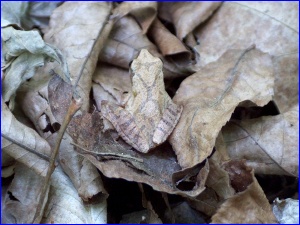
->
[32,97,82,223]
[70,142,143,163]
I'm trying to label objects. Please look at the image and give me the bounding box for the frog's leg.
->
[101,101,150,153]
[153,102,183,144]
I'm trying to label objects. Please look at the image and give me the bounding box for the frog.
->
[101,49,182,153]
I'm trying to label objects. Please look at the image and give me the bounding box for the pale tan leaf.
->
[222,107,299,177]
[44,2,112,111]
[159,2,222,40]
[194,2,298,113]
[112,1,157,33]
[41,166,107,224]
[1,101,50,176]
[92,63,131,108]
[211,168,277,223]
[170,47,274,169]
[2,163,48,224]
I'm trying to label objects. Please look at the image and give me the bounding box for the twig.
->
[70,142,143,163]
[32,96,82,223]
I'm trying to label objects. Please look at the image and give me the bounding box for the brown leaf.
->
[194,2,298,113]
[99,16,157,69]
[170,47,274,169]
[222,107,299,177]
[1,101,50,176]
[92,63,131,108]
[148,18,191,59]
[44,2,112,111]
[112,1,157,33]
[158,2,222,40]
[211,165,278,223]
[68,112,208,197]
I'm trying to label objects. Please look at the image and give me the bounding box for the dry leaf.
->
[194,2,298,113]
[1,2,27,28]
[44,1,112,111]
[148,18,191,59]
[1,26,70,104]
[92,63,131,108]
[170,47,274,169]
[158,2,222,40]
[99,15,157,69]
[273,198,299,224]
[222,107,299,177]
[211,163,277,223]
[41,166,107,224]
[1,101,50,176]
[101,49,182,153]
[164,202,206,224]
[1,163,47,223]
[112,1,157,33]
[68,111,208,197]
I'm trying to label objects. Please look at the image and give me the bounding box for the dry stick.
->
[70,142,143,162]
[32,97,82,223]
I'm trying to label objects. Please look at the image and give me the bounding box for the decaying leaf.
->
[44,1,112,111]
[101,49,182,153]
[170,47,274,169]
[194,2,298,113]
[1,26,70,104]
[93,63,131,108]
[158,2,222,40]
[99,15,157,69]
[68,111,208,197]
[222,107,299,177]
[1,101,50,176]
[273,198,299,224]
[41,166,107,224]
[1,163,48,224]
[112,1,157,34]
[211,162,278,223]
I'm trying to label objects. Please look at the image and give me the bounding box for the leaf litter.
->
[1,2,298,224]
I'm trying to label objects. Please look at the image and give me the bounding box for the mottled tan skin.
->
[101,49,182,153]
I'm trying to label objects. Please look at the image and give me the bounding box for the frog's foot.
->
[153,102,183,144]
[101,101,150,153]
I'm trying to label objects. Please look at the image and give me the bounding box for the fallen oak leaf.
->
[44,1,113,111]
[112,1,157,34]
[222,106,299,177]
[41,166,107,224]
[211,161,278,223]
[170,46,274,169]
[194,2,298,113]
[68,111,208,197]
